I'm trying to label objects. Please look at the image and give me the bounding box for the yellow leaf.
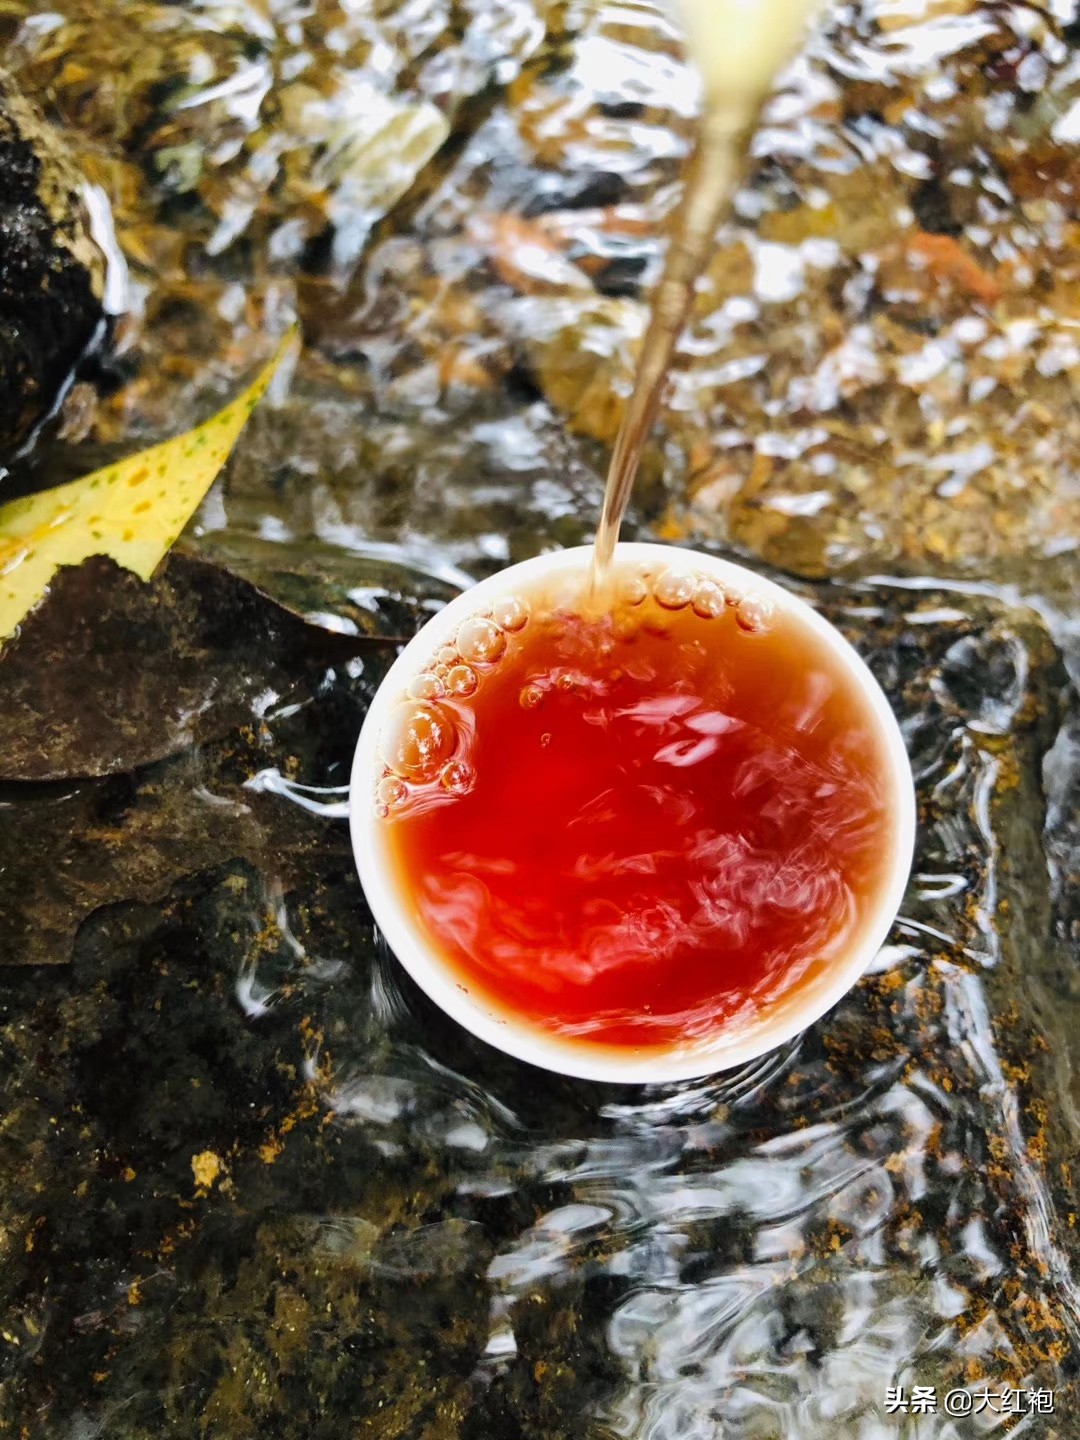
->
[0,331,297,642]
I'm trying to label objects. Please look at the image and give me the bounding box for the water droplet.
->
[736,594,775,633]
[447,664,479,697]
[440,760,474,795]
[654,568,695,609]
[519,683,544,710]
[493,595,529,632]
[692,579,728,619]
[378,775,408,807]
[619,574,648,607]
[380,702,455,782]
[457,616,507,665]
[540,732,552,747]
[407,672,445,701]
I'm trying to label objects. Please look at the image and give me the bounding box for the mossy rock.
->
[0,71,107,457]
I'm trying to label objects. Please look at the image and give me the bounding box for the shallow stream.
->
[1,0,1078,1434]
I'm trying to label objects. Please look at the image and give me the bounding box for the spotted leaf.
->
[0,331,297,642]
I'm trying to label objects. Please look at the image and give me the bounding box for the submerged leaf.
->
[0,332,297,642]
[190,531,462,636]
[0,552,385,783]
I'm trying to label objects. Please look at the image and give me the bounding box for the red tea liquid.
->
[377,570,897,1052]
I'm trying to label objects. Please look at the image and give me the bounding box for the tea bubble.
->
[436,645,458,667]
[519,683,544,710]
[692,578,728,619]
[457,616,507,666]
[440,760,474,795]
[654,568,695,610]
[407,672,445,701]
[377,775,408,808]
[447,664,479,697]
[492,595,529,632]
[380,702,455,782]
[736,593,776,632]
[619,573,649,607]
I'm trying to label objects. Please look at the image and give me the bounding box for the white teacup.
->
[350,543,916,1084]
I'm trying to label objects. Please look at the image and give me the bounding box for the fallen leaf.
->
[906,233,1001,305]
[0,552,378,782]
[0,331,297,643]
[469,212,593,295]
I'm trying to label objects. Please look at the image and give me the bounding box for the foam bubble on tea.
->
[374,564,900,1054]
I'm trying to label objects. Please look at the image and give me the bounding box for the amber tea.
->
[372,563,900,1054]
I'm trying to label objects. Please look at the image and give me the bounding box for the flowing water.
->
[1,0,1079,1436]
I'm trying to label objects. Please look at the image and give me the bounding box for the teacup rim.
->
[349,542,917,1085]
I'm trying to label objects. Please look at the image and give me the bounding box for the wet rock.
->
[0,577,1077,1435]
[0,553,378,782]
[0,0,547,466]
[0,550,360,783]
[0,747,334,968]
[0,72,106,456]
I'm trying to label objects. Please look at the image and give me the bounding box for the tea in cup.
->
[350,544,915,1083]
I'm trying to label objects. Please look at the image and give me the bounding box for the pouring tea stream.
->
[349,0,916,1083]
[592,0,828,583]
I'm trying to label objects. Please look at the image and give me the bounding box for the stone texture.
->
[0,71,105,456]
[0,577,1077,1437]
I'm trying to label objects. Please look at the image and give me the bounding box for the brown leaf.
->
[469,212,593,296]
[0,552,375,782]
[906,233,1001,305]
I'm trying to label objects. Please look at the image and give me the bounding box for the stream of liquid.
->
[591,0,825,586]
[590,103,749,580]
[375,0,845,1051]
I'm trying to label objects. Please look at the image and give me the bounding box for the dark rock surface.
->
[0,573,1077,1437]
[0,71,105,458]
